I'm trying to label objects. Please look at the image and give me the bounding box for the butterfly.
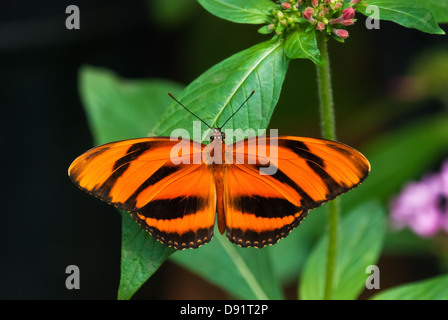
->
[69,92,370,250]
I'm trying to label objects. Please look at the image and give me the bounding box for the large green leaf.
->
[78,66,184,143]
[284,29,325,66]
[398,0,448,23]
[300,201,386,300]
[118,213,176,300]
[150,39,289,141]
[371,274,448,300]
[358,0,445,35]
[268,209,324,285]
[151,39,289,299]
[78,66,183,299]
[171,230,283,300]
[197,0,276,24]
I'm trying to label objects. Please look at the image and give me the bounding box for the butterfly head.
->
[210,128,225,142]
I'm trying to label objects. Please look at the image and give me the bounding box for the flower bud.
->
[342,7,356,20]
[302,7,314,20]
[329,16,343,25]
[332,28,349,39]
[281,2,291,10]
[317,22,325,31]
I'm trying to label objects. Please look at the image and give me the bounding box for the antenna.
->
[219,90,255,129]
[167,93,212,129]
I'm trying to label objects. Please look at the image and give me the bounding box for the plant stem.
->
[316,33,340,300]
[316,35,336,140]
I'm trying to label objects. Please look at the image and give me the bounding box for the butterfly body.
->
[69,126,370,250]
[204,128,227,235]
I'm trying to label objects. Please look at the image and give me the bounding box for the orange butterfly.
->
[69,92,370,250]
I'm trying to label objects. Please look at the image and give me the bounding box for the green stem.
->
[316,35,336,140]
[316,33,340,300]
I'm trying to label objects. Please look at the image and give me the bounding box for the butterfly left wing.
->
[224,136,370,248]
[68,137,216,250]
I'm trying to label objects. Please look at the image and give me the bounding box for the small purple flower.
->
[390,160,448,237]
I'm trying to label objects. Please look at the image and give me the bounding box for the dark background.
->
[1,0,447,299]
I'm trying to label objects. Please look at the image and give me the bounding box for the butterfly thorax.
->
[203,128,230,165]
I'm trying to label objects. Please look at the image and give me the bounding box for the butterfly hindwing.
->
[224,163,308,248]
[69,137,216,249]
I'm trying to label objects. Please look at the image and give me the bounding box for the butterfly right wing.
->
[68,137,216,249]
[223,136,370,248]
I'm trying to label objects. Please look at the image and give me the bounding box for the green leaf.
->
[405,0,448,23]
[268,209,325,285]
[78,66,184,299]
[171,230,283,300]
[300,201,386,300]
[150,39,289,141]
[258,25,273,34]
[197,0,277,24]
[151,39,289,299]
[284,29,325,66]
[358,0,445,35]
[78,66,184,143]
[371,274,448,300]
[118,212,175,300]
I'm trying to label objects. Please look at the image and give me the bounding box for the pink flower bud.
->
[342,7,356,20]
[302,7,314,20]
[341,19,354,26]
[311,0,318,7]
[281,2,291,10]
[329,17,343,25]
[351,0,362,4]
[317,22,325,31]
[332,28,349,39]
